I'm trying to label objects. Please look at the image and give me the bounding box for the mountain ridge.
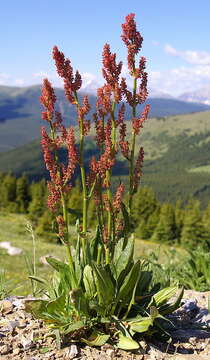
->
[1,84,210,152]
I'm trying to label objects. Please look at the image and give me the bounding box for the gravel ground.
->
[0,290,209,360]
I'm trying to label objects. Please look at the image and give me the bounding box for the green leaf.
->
[117,333,139,350]
[25,299,48,319]
[64,321,85,335]
[92,264,115,306]
[113,238,134,281]
[28,276,48,285]
[81,330,110,347]
[83,265,96,298]
[129,317,153,333]
[90,226,101,261]
[46,295,66,314]
[39,347,50,354]
[148,286,178,308]
[159,286,184,315]
[46,257,77,289]
[117,261,140,305]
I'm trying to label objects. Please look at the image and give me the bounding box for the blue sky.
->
[1,0,210,95]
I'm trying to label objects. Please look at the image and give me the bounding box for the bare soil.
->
[0,290,209,360]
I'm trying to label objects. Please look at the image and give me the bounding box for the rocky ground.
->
[0,290,209,360]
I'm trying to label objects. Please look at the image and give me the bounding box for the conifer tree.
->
[28,179,47,223]
[174,199,184,243]
[151,203,176,243]
[181,199,208,248]
[132,186,159,231]
[0,173,17,211]
[16,175,30,213]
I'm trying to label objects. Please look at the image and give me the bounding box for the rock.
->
[0,300,13,315]
[0,241,22,255]
[13,347,21,355]
[0,343,11,355]
[65,344,78,359]
[20,335,35,350]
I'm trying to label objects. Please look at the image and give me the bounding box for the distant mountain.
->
[1,110,210,206]
[0,85,210,152]
[179,85,210,105]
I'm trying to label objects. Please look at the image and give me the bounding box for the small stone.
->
[17,319,27,329]
[21,335,35,350]
[13,347,21,355]
[0,300,13,315]
[0,344,11,355]
[65,344,78,359]
[106,348,115,357]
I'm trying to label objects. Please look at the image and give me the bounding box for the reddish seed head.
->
[40,79,56,122]
[102,43,122,89]
[121,13,143,54]
[113,183,125,213]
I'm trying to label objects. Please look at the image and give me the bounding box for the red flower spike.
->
[121,13,143,71]
[53,46,82,104]
[40,79,56,122]
[133,147,144,192]
[113,183,125,213]
[102,43,122,91]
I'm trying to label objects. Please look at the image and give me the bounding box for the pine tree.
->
[16,175,30,213]
[174,199,184,243]
[132,186,159,231]
[28,179,47,223]
[0,173,17,212]
[151,203,176,243]
[181,199,209,248]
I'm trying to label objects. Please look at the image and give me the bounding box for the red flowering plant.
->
[26,14,183,349]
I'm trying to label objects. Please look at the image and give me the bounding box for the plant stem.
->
[74,91,88,235]
[128,77,137,215]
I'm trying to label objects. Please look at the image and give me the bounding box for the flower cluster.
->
[52,46,82,104]
[40,79,78,212]
[40,13,150,247]
[121,13,143,72]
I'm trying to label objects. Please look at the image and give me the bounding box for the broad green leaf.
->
[117,261,141,304]
[113,238,134,280]
[81,330,110,346]
[46,257,77,289]
[47,295,66,314]
[135,270,152,297]
[129,317,153,333]
[92,263,115,306]
[69,288,89,315]
[83,265,96,298]
[148,286,178,308]
[117,333,139,350]
[25,299,48,319]
[64,321,85,335]
[159,286,184,315]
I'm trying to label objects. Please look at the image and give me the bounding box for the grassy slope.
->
[0,110,210,204]
[0,213,184,295]
[1,84,210,152]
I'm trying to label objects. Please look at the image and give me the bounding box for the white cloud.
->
[164,44,210,65]
[14,78,25,86]
[81,72,101,93]
[0,72,10,85]
[149,64,210,95]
